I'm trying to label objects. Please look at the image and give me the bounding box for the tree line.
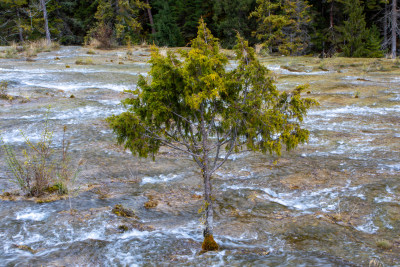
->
[0,0,398,58]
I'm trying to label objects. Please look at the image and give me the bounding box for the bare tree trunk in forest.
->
[17,8,24,43]
[40,0,51,45]
[392,0,397,59]
[145,0,156,35]
[384,3,388,49]
[330,1,334,29]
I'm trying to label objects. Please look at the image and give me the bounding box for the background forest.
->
[0,0,399,58]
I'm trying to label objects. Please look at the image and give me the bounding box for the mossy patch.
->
[118,225,129,232]
[75,58,94,65]
[144,199,158,209]
[112,204,136,218]
[201,234,219,252]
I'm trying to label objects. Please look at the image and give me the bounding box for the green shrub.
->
[5,47,18,58]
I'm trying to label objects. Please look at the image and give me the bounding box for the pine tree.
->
[364,25,384,57]
[211,0,257,48]
[282,0,312,55]
[152,0,183,47]
[251,0,312,55]
[173,0,209,43]
[88,0,148,47]
[337,0,383,57]
[0,0,29,44]
[250,0,290,54]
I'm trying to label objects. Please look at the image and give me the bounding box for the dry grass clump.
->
[0,39,59,58]
[86,49,96,55]
[0,81,13,101]
[376,239,393,250]
[23,39,60,57]
[0,42,19,58]
[0,108,83,197]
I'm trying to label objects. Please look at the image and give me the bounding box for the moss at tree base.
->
[201,234,219,252]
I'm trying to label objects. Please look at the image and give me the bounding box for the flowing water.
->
[0,47,399,266]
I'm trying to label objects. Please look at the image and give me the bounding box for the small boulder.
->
[112,204,136,218]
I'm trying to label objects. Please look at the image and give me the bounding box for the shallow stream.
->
[0,47,399,266]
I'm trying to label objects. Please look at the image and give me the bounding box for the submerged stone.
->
[112,204,136,218]
[144,199,158,209]
[13,244,38,254]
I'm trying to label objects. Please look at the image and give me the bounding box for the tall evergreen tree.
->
[336,0,367,57]
[282,0,313,55]
[337,0,383,57]
[211,0,257,48]
[365,24,384,57]
[52,0,98,44]
[251,0,312,55]
[0,0,29,44]
[88,0,148,47]
[250,0,290,54]
[173,0,210,43]
[152,0,183,46]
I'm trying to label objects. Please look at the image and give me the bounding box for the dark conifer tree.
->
[152,0,183,47]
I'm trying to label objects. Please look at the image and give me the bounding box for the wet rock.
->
[118,224,129,232]
[280,169,346,190]
[281,63,312,73]
[112,204,137,218]
[143,189,203,214]
[13,244,38,254]
[117,222,155,233]
[369,258,384,267]
[144,198,158,209]
[275,214,349,245]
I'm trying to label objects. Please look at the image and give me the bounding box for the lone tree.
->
[107,19,317,251]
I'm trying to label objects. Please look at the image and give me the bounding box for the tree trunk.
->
[17,8,24,43]
[40,0,51,45]
[384,3,388,49]
[202,172,219,252]
[329,1,334,29]
[145,0,156,35]
[392,0,397,59]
